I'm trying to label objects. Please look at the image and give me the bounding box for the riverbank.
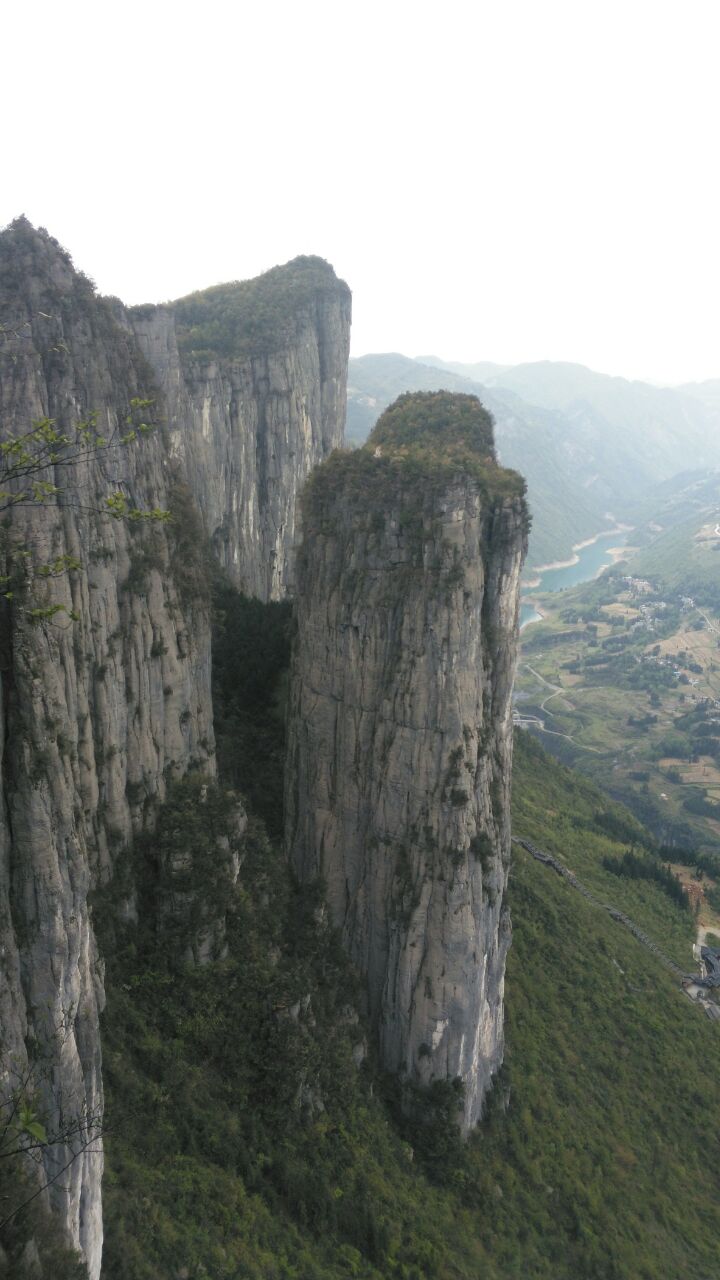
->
[523,524,633,587]
[519,601,546,631]
[608,543,633,564]
[519,525,635,631]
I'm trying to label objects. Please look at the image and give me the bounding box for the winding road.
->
[518,665,601,753]
[697,608,719,637]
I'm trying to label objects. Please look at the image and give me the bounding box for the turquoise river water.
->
[519,530,629,629]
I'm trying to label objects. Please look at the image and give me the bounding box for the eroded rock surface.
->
[129,257,351,599]
[286,394,527,1131]
[0,219,219,1276]
[0,224,350,1275]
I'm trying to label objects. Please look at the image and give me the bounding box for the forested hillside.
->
[93,591,720,1280]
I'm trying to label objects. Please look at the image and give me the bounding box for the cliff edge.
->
[129,257,351,600]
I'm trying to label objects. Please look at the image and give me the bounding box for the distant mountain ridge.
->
[347,354,720,569]
[621,467,720,594]
[417,356,512,383]
[679,378,720,412]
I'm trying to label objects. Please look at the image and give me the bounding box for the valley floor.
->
[515,564,720,857]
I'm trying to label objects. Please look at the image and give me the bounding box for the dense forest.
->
[85,589,720,1280]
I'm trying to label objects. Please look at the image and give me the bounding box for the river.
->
[520,530,629,629]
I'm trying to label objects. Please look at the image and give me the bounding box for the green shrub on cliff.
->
[170,256,349,361]
[371,390,496,458]
[300,393,526,552]
[369,391,525,498]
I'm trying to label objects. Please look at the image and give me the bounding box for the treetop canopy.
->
[370,390,497,462]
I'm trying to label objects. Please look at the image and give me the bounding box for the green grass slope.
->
[96,593,720,1280]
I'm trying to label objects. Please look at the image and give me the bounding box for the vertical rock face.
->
[0,220,215,1277]
[129,257,351,600]
[0,222,350,1274]
[286,393,528,1132]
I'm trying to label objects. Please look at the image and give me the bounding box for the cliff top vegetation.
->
[371,389,496,459]
[0,218,104,341]
[158,256,350,362]
[302,391,527,530]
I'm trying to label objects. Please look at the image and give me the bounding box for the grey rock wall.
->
[0,224,350,1274]
[286,445,527,1132]
[129,262,351,600]
[0,221,216,1277]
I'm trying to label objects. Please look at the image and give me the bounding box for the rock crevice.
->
[0,222,349,1274]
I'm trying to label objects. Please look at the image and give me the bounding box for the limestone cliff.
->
[286,393,528,1132]
[129,258,351,600]
[0,221,350,1273]
[0,219,218,1276]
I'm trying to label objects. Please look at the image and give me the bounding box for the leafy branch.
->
[0,398,171,624]
[0,1027,104,1236]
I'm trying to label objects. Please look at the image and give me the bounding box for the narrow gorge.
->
[0,224,528,1276]
[0,220,350,1277]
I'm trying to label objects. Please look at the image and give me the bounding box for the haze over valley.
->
[5,3,720,1277]
[1,219,720,1280]
[347,352,720,570]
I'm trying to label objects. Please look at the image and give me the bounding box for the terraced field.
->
[516,564,720,853]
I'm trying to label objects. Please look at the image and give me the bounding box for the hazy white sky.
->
[4,0,720,383]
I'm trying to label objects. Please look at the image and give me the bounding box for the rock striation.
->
[0,222,349,1275]
[129,257,351,600]
[286,392,528,1131]
[0,219,217,1276]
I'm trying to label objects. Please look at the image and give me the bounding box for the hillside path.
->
[697,609,719,637]
[517,667,602,752]
[511,836,687,981]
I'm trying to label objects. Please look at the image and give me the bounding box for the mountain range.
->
[348,354,720,568]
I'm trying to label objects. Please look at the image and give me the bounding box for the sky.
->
[4,0,720,385]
